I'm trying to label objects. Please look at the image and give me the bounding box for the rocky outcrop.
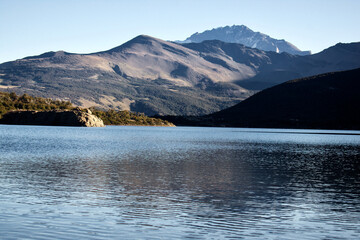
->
[0,109,105,127]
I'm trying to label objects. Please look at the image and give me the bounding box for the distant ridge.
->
[178,25,311,56]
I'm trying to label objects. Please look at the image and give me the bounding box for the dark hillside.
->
[208,68,360,129]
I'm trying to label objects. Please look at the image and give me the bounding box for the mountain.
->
[0,35,359,116]
[180,40,360,90]
[202,68,360,129]
[233,41,360,90]
[0,35,254,116]
[178,25,311,56]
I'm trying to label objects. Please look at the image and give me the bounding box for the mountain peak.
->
[216,24,247,30]
[104,35,164,53]
[228,24,250,30]
[179,25,311,56]
[131,34,157,42]
[123,34,160,46]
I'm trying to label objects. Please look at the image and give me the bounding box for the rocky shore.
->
[0,108,104,127]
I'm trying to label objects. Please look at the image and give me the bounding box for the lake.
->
[0,125,359,239]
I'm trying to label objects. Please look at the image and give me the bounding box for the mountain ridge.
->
[0,35,359,116]
[178,25,311,55]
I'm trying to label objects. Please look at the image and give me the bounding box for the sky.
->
[0,0,360,63]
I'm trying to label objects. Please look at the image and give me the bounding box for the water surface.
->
[0,125,359,239]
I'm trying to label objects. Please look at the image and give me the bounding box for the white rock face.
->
[179,25,311,56]
[0,109,105,127]
[75,109,105,127]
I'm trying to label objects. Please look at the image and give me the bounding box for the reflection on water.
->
[0,125,359,239]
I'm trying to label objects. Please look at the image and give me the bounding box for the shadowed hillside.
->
[208,68,360,129]
[161,68,360,130]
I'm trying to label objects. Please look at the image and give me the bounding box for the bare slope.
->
[0,35,254,115]
[0,35,359,116]
[183,40,360,90]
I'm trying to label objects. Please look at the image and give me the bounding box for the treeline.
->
[0,91,173,126]
[0,92,72,116]
[90,108,173,126]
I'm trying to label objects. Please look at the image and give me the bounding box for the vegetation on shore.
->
[0,91,174,126]
[0,92,73,116]
[89,108,173,126]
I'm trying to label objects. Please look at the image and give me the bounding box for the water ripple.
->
[0,125,359,239]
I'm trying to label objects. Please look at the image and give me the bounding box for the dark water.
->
[0,125,359,239]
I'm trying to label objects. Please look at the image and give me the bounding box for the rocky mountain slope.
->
[0,35,254,116]
[231,41,360,90]
[0,35,359,116]
[178,25,311,55]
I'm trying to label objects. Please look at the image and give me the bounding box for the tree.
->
[9,92,17,101]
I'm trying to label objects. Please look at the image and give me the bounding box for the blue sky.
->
[1,0,359,63]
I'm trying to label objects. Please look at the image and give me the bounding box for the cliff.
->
[0,109,105,127]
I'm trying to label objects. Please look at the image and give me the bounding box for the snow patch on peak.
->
[179,25,311,55]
